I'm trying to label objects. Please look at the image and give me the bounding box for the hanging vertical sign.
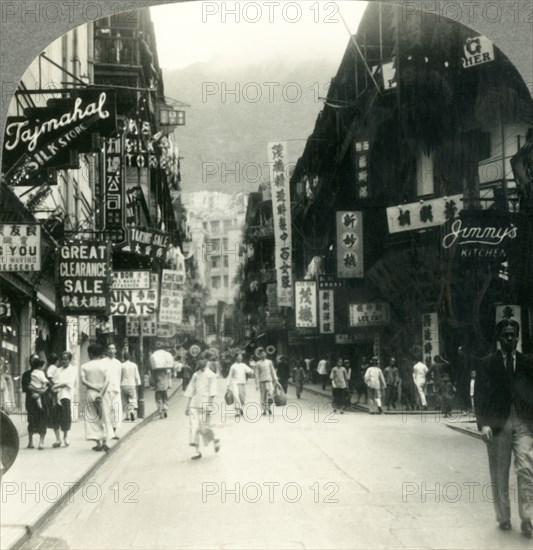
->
[159,269,183,325]
[103,135,126,244]
[337,211,364,278]
[422,313,440,366]
[57,241,112,315]
[495,305,522,352]
[0,224,41,271]
[355,139,370,198]
[295,281,317,328]
[268,141,293,307]
[319,289,334,334]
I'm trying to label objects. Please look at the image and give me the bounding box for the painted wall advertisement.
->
[111,273,159,316]
[422,313,440,366]
[57,241,111,315]
[295,281,317,329]
[159,269,183,325]
[0,223,41,271]
[337,211,364,278]
[349,302,390,327]
[319,289,335,335]
[268,141,293,307]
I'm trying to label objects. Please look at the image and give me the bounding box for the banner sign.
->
[119,227,170,260]
[3,91,116,182]
[387,194,465,234]
[319,290,335,334]
[422,313,440,366]
[295,281,317,328]
[442,211,517,262]
[355,139,370,199]
[268,141,293,307]
[111,273,159,316]
[103,135,126,244]
[337,211,364,278]
[57,241,111,315]
[318,274,345,290]
[349,302,390,327]
[461,36,494,69]
[0,224,41,271]
[112,270,151,290]
[159,269,184,325]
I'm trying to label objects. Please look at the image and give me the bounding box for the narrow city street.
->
[21,382,531,550]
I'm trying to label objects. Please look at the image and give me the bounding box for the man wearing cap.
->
[474,319,533,538]
[364,357,386,414]
[254,348,279,416]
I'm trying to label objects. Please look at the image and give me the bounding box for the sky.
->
[151,1,368,70]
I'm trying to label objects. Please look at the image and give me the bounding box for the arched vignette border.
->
[0,0,532,166]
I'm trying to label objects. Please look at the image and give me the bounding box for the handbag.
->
[224,388,234,406]
[273,384,287,407]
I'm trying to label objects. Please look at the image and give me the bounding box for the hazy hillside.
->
[162,56,339,194]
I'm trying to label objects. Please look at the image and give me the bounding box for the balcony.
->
[94,35,141,67]
[248,220,274,240]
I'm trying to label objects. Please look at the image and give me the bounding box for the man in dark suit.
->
[474,319,533,538]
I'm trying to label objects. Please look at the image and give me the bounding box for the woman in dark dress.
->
[399,357,417,411]
[21,355,51,450]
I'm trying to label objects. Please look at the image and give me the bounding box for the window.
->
[202,222,208,230]
[211,256,220,268]
[223,255,229,268]
[211,220,220,233]
[223,219,232,231]
[211,276,221,289]
[224,275,229,287]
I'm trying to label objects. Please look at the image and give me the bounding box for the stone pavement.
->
[0,382,181,550]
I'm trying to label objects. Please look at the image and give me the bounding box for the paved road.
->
[22,381,533,549]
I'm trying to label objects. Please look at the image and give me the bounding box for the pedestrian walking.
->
[399,357,417,411]
[226,353,253,416]
[254,348,279,416]
[473,319,533,538]
[80,343,111,452]
[316,357,329,390]
[330,358,348,413]
[412,352,429,411]
[150,345,174,419]
[207,352,222,377]
[45,353,63,447]
[51,351,76,446]
[184,359,220,460]
[470,370,476,413]
[353,358,368,405]
[364,357,386,414]
[383,358,400,410]
[120,351,141,421]
[105,344,123,438]
[0,359,15,412]
[293,359,306,399]
[342,359,353,409]
[441,379,455,418]
[181,361,192,391]
[276,355,291,394]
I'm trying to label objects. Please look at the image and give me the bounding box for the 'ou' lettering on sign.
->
[268,141,293,307]
[295,281,317,328]
[337,211,364,278]
[319,290,335,334]
[422,313,440,366]
[0,224,41,271]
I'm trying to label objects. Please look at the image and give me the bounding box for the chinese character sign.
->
[103,135,126,243]
[337,211,364,278]
[295,281,317,328]
[159,269,184,325]
[319,290,335,334]
[349,303,390,327]
[57,241,111,315]
[355,140,370,199]
[421,313,440,365]
[268,141,293,307]
[0,224,41,271]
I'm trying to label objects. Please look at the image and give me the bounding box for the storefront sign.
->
[0,224,41,271]
[119,227,170,261]
[387,194,464,234]
[157,323,177,338]
[159,269,183,325]
[349,302,390,327]
[335,333,369,345]
[57,241,111,315]
[495,305,522,352]
[111,273,159,316]
[319,290,335,334]
[422,313,440,366]
[355,139,370,198]
[337,211,364,278]
[461,36,494,68]
[103,135,126,243]
[295,281,317,328]
[318,275,345,290]
[268,141,293,307]
[112,270,151,290]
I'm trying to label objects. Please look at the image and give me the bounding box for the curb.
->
[8,384,182,550]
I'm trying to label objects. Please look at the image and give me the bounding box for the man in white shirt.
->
[184,359,220,459]
[105,344,123,438]
[150,345,174,419]
[317,357,329,390]
[413,356,429,411]
[254,348,279,416]
[81,343,111,452]
[227,353,253,416]
[52,351,77,446]
[121,351,141,422]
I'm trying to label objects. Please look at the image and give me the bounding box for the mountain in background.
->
[162,55,342,195]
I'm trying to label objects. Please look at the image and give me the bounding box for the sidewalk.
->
[0,382,182,550]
